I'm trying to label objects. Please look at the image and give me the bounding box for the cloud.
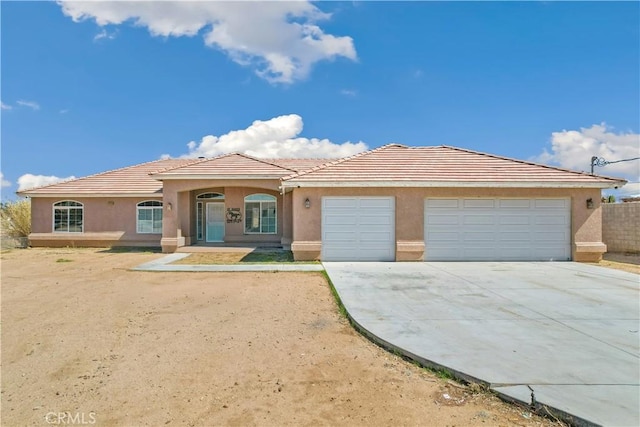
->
[0,172,11,188]
[340,89,357,97]
[17,174,76,191]
[59,109,70,114]
[1,101,12,110]
[16,100,40,111]
[534,123,640,193]
[181,114,367,159]
[58,0,357,84]
[94,28,117,41]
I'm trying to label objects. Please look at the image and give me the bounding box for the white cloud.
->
[0,172,11,188]
[340,89,357,97]
[1,101,12,110]
[94,28,117,41]
[182,114,367,159]
[16,100,40,111]
[59,109,70,114]
[534,124,640,193]
[17,174,76,191]
[58,0,357,84]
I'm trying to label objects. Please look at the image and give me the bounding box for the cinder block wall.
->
[602,202,640,253]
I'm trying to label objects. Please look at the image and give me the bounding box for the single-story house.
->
[18,144,626,262]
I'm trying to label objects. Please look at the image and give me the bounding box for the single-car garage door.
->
[425,198,571,261]
[322,197,395,261]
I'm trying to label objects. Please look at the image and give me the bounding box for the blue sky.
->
[1,1,639,198]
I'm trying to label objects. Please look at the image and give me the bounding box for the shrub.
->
[1,199,31,238]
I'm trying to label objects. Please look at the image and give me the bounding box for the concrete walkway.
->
[132,253,325,272]
[324,262,640,427]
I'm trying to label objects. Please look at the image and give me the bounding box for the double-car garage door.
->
[322,197,571,261]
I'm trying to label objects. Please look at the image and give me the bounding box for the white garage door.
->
[322,197,395,261]
[425,198,571,261]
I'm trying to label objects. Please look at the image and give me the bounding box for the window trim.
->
[244,193,277,235]
[196,192,225,200]
[52,200,84,233]
[136,200,163,234]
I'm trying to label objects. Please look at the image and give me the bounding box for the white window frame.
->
[137,200,163,234]
[244,194,277,234]
[52,200,84,233]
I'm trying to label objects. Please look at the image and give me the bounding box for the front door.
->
[206,202,225,242]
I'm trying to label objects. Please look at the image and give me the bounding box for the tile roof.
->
[150,153,330,178]
[17,158,197,196]
[18,145,625,197]
[282,144,626,188]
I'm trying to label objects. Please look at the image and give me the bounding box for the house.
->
[18,144,626,262]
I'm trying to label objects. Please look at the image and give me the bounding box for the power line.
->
[590,156,640,175]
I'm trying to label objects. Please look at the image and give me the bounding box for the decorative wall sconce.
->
[586,198,594,209]
[167,202,173,211]
[304,198,311,208]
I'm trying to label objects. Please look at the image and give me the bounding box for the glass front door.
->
[206,202,225,242]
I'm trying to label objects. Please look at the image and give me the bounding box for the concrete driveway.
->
[324,262,640,427]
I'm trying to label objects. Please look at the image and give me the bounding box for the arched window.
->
[196,193,224,200]
[53,201,83,233]
[137,200,163,234]
[244,194,276,234]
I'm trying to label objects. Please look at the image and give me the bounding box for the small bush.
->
[1,199,31,238]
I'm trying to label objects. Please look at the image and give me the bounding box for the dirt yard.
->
[1,248,560,426]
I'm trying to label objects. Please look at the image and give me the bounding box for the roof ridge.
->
[281,143,406,181]
[235,152,298,173]
[440,145,625,182]
[150,153,234,175]
[19,158,194,194]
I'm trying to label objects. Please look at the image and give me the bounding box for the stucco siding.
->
[29,196,163,247]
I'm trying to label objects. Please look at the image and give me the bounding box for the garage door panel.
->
[464,199,496,208]
[428,216,460,225]
[499,199,532,208]
[499,216,531,225]
[323,215,357,225]
[425,198,570,261]
[463,215,496,225]
[535,199,568,209]
[323,199,358,209]
[359,198,394,208]
[427,199,460,208]
[359,215,393,225]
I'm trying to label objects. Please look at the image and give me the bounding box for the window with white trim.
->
[244,194,276,234]
[53,201,83,233]
[137,201,163,234]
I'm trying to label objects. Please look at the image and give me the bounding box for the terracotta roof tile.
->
[18,158,198,196]
[150,153,331,178]
[283,144,626,187]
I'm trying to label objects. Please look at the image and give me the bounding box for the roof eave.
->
[281,180,624,189]
[17,192,163,198]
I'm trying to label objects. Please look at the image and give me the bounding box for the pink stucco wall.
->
[29,196,163,247]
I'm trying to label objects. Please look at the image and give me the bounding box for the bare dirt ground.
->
[2,248,562,426]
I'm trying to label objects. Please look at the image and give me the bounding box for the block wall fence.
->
[602,202,640,253]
